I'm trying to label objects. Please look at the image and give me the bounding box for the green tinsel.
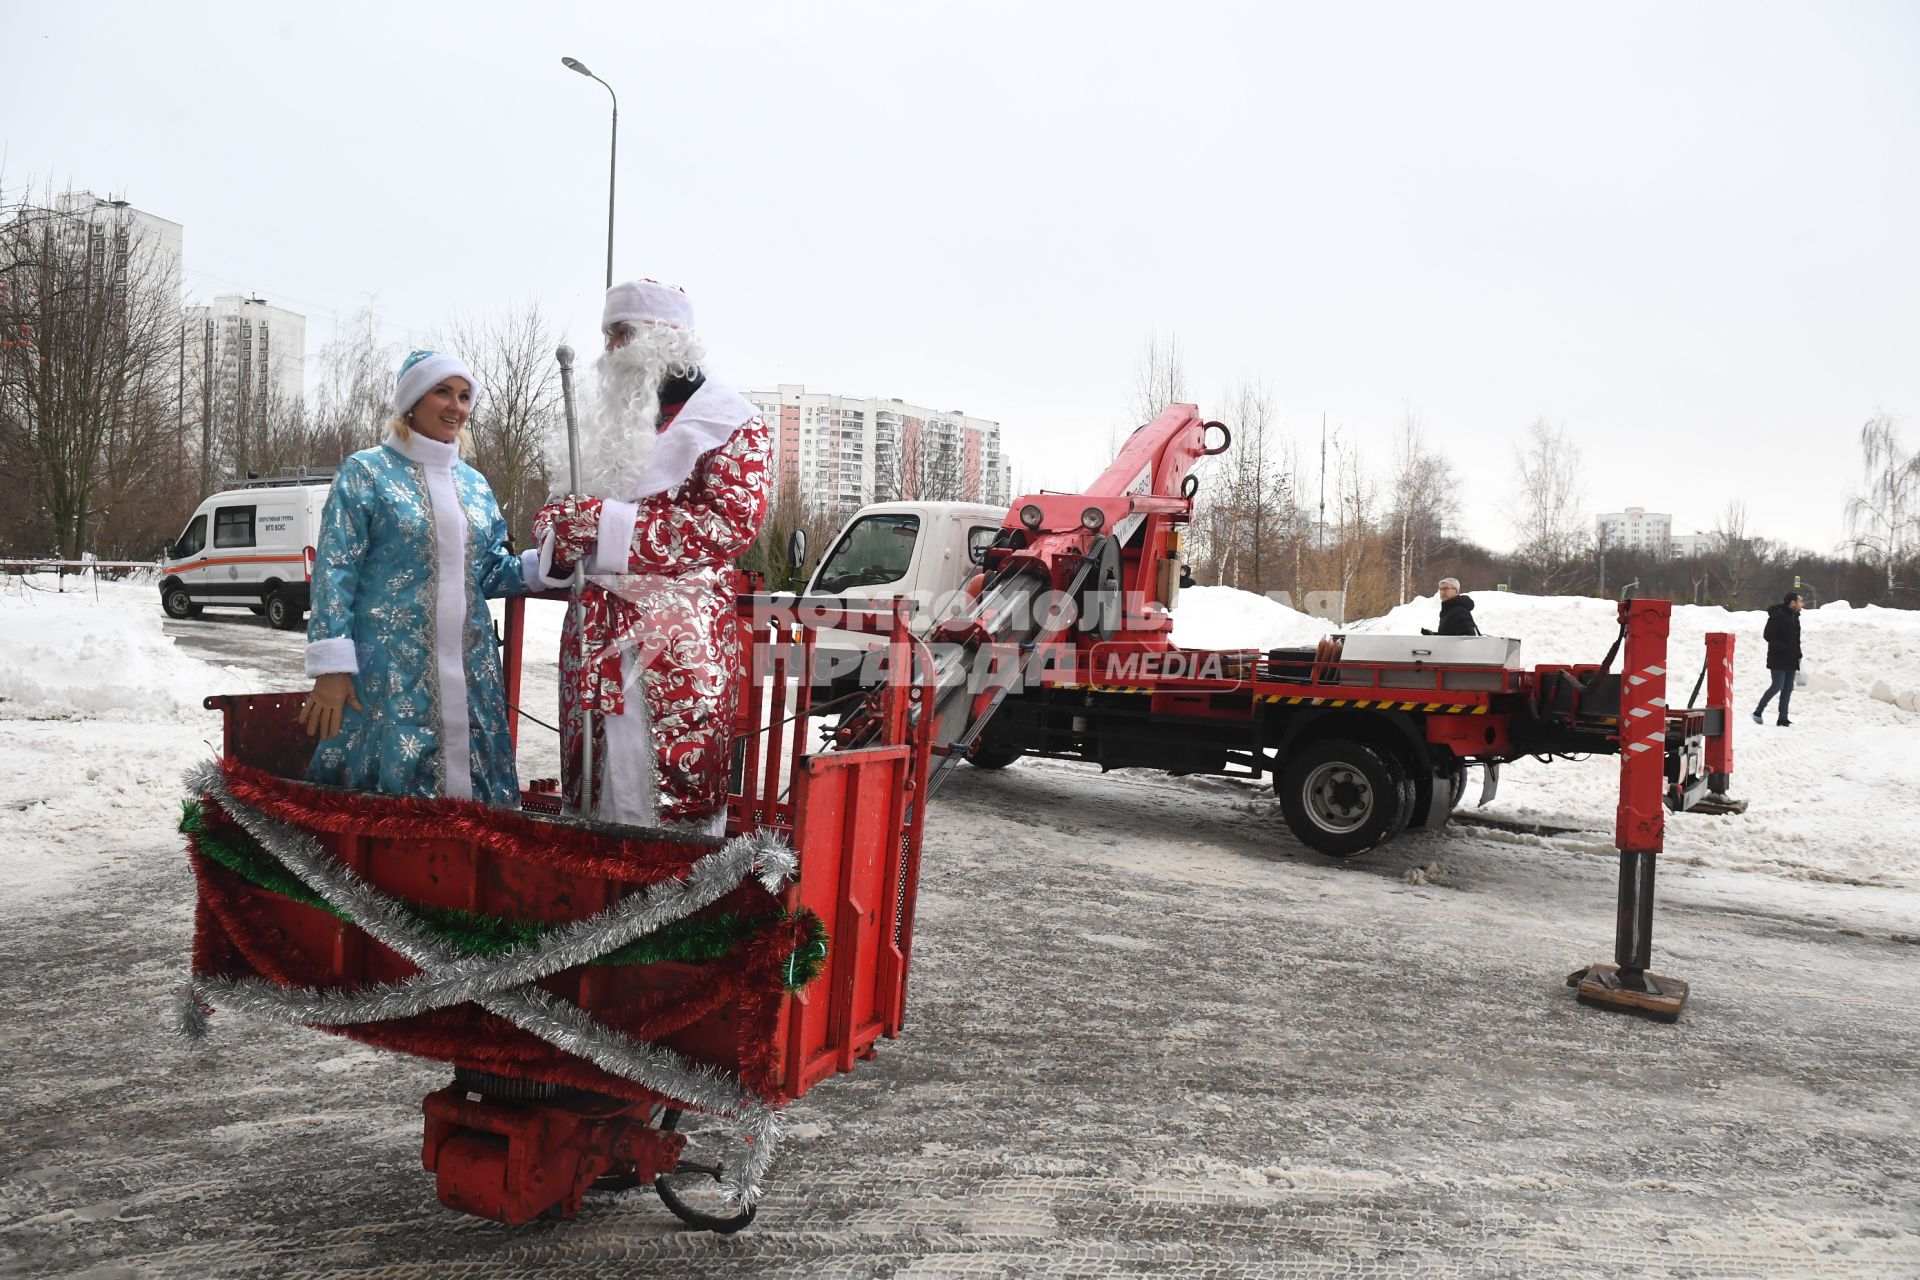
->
[181,799,826,990]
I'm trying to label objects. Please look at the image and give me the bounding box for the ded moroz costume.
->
[532,281,772,831]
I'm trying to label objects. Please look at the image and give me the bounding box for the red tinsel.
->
[185,768,804,1106]
[216,759,717,887]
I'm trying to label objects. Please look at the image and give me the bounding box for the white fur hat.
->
[392,349,479,417]
[602,278,694,333]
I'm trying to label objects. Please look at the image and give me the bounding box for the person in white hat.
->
[532,281,771,831]
[299,350,546,804]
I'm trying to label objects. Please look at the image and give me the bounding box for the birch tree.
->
[1845,412,1919,597]
[1508,418,1590,593]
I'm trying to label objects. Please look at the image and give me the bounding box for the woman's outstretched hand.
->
[299,672,363,740]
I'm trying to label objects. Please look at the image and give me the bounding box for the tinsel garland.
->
[176,760,797,1204]
[180,799,828,988]
[215,758,712,884]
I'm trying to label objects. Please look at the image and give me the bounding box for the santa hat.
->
[602,278,694,333]
[392,349,479,417]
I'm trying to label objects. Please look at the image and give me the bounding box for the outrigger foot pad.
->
[1688,792,1749,815]
[1567,963,1689,1022]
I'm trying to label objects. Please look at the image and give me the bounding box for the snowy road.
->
[3,591,1917,1277]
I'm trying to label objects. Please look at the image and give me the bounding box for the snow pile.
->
[1170,585,1328,652]
[1872,680,1920,713]
[0,576,224,722]
[0,576,246,907]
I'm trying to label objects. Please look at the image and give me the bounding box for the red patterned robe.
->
[534,387,771,828]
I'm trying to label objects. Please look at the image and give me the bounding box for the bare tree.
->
[1124,328,1187,429]
[1508,418,1590,593]
[444,303,560,540]
[1331,436,1390,620]
[1199,380,1292,593]
[0,186,186,558]
[306,304,399,471]
[1712,500,1759,607]
[1844,412,1919,597]
[1387,413,1459,602]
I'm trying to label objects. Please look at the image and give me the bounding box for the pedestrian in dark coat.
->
[1753,591,1804,726]
[1423,577,1481,636]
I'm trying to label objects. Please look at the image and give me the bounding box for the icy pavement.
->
[1,578,1917,1277]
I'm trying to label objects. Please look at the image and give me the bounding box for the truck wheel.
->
[966,740,1024,770]
[1277,738,1403,858]
[1380,751,1418,837]
[162,582,201,620]
[1448,766,1468,811]
[265,589,302,631]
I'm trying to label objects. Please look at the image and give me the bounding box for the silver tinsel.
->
[177,760,796,1204]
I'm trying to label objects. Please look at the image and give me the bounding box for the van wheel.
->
[248,604,266,616]
[162,583,201,620]
[966,741,1024,770]
[1276,738,1402,858]
[265,590,302,631]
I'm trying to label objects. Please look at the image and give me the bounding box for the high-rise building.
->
[46,191,184,304]
[744,384,1012,516]
[183,295,306,411]
[1595,508,1672,555]
[181,295,307,480]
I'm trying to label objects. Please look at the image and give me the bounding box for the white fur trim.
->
[392,354,479,418]
[520,547,563,592]
[421,462,474,800]
[305,636,359,677]
[383,429,458,470]
[602,279,693,333]
[590,500,638,574]
[632,380,755,500]
[595,649,660,828]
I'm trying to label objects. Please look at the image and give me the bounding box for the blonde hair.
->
[389,414,472,455]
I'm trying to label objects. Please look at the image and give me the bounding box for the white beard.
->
[550,326,705,499]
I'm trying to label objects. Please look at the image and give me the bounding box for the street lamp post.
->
[561,56,618,288]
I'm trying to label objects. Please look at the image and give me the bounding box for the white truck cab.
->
[805,500,1006,609]
[797,501,1007,686]
[160,474,333,630]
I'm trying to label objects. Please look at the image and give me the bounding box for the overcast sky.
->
[6,0,1917,555]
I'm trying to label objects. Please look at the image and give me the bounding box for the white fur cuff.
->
[305,636,360,677]
[591,499,639,575]
[522,547,569,591]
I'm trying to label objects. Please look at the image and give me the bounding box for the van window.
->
[814,514,920,593]
[967,525,1000,565]
[173,514,207,559]
[214,506,256,549]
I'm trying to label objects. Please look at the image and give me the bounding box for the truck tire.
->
[1276,737,1404,858]
[1448,765,1468,811]
[265,589,302,631]
[1379,751,1419,837]
[966,740,1024,770]
[162,582,201,620]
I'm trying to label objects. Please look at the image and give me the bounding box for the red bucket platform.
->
[185,595,935,1227]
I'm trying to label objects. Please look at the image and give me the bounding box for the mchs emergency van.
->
[159,473,333,630]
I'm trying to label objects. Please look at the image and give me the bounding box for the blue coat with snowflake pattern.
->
[304,431,535,806]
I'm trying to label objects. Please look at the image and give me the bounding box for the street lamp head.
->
[561,56,592,76]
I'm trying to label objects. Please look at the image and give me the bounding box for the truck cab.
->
[160,475,333,630]
[799,500,1007,691]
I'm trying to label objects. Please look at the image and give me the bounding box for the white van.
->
[160,475,333,629]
